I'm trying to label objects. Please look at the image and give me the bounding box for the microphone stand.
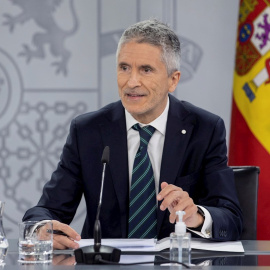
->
[74,146,121,264]
[94,161,105,252]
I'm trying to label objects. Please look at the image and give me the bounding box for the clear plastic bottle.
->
[170,211,191,266]
[0,202,9,264]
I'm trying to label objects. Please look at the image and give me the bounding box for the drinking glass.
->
[18,220,53,263]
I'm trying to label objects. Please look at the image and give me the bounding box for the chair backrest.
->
[231,166,260,240]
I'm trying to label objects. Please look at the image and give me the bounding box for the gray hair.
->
[116,19,180,75]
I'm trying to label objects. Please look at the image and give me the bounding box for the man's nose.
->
[127,72,141,88]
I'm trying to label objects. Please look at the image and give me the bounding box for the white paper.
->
[77,238,244,253]
[156,237,244,253]
[190,238,244,253]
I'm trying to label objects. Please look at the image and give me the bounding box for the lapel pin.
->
[181,129,186,134]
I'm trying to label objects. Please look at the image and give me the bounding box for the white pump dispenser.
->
[170,211,191,265]
[175,211,186,235]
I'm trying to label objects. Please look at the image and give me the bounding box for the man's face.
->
[117,41,180,124]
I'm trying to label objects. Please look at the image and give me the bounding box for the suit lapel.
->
[99,102,129,238]
[98,97,197,238]
[157,96,196,235]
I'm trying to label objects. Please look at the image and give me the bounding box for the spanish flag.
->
[229,0,270,240]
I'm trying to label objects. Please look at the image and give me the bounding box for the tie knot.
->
[132,124,155,145]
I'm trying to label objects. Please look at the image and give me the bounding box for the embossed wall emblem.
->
[0,0,203,238]
[3,0,78,76]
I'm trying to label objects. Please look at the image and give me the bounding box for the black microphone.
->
[74,146,121,264]
[94,146,109,251]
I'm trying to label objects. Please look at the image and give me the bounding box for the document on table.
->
[77,238,244,253]
[156,237,244,253]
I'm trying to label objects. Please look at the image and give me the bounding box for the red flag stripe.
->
[229,98,270,240]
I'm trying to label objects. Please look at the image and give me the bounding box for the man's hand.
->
[157,182,204,228]
[52,220,81,250]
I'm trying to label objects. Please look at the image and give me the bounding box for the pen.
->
[47,229,69,237]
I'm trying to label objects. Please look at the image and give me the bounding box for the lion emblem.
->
[3,0,78,76]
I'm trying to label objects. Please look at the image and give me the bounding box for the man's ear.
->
[168,71,181,93]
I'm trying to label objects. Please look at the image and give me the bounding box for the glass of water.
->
[18,220,53,263]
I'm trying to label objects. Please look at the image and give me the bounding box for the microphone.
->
[74,146,121,264]
[94,146,109,251]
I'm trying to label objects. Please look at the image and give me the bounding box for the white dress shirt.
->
[125,97,212,238]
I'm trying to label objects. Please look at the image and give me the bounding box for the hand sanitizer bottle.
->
[170,211,191,265]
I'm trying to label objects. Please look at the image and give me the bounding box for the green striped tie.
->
[128,124,157,238]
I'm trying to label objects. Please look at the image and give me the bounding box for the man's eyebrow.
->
[141,64,155,70]
[118,61,129,66]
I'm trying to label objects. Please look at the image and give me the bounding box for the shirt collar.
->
[125,97,170,136]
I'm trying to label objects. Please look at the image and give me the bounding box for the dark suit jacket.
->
[23,95,243,240]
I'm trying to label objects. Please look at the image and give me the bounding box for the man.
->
[23,19,243,249]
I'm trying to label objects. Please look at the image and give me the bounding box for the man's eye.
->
[121,65,128,71]
[143,67,152,73]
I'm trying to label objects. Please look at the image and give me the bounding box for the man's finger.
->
[160,189,188,211]
[160,182,168,190]
[52,220,81,241]
[53,234,79,250]
[157,183,183,201]
[53,238,67,250]
[51,220,81,250]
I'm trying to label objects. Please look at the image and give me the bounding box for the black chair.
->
[231,166,260,240]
